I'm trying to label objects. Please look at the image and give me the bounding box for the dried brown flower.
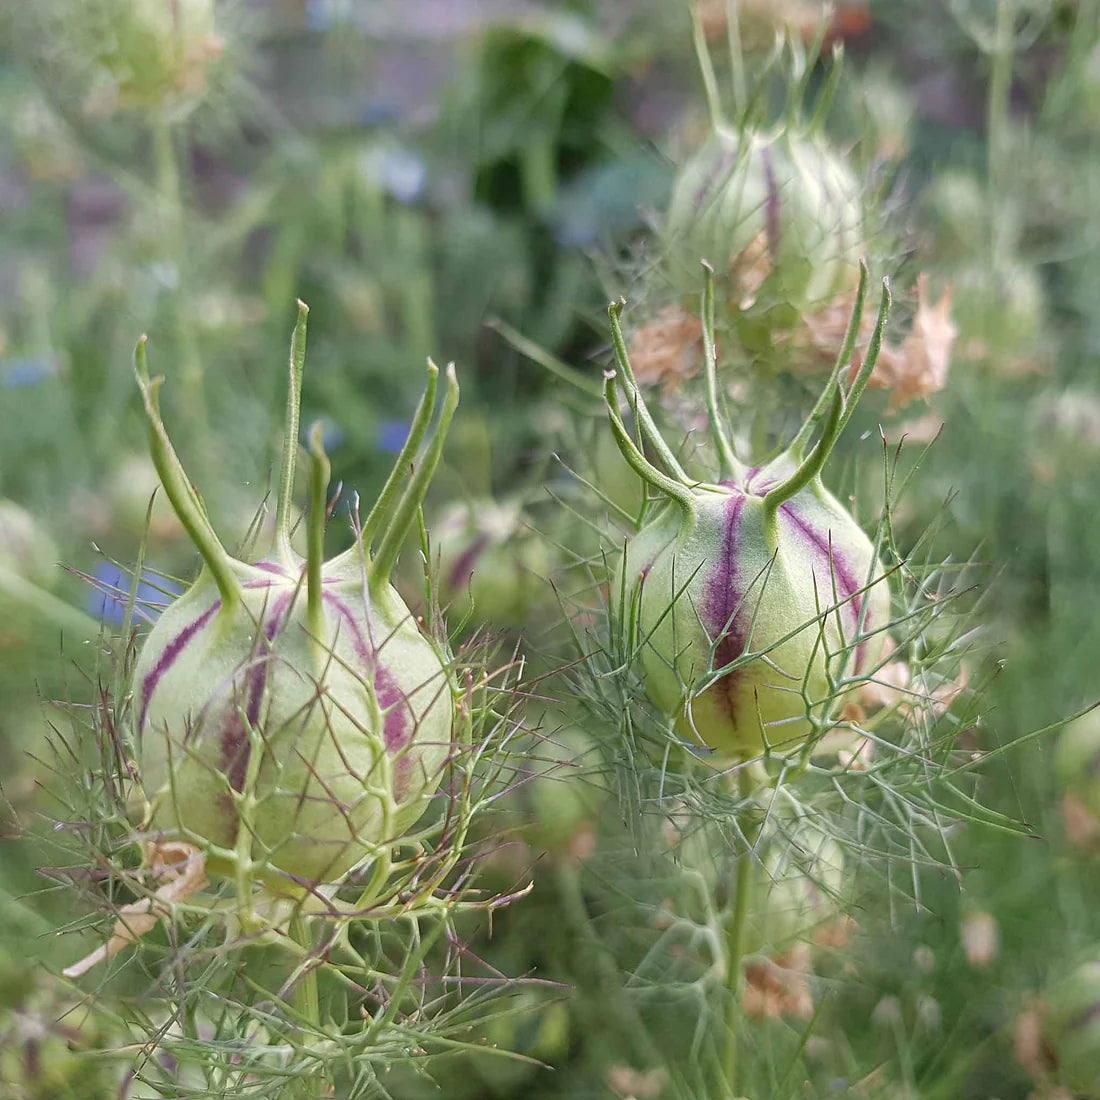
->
[743,943,814,1019]
[960,910,1001,969]
[63,842,206,977]
[628,307,703,395]
[870,275,957,409]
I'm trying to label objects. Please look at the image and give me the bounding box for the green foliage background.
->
[1,1,1099,1097]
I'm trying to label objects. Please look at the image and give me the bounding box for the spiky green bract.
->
[606,268,892,761]
[132,306,460,890]
[1044,956,1100,1097]
[665,126,863,345]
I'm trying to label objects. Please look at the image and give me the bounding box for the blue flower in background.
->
[360,144,426,205]
[376,419,411,454]
[89,562,182,626]
[309,417,346,452]
[1,355,56,390]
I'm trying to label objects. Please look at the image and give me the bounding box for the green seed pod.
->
[1044,956,1100,1098]
[1056,709,1100,819]
[665,126,863,347]
[607,265,891,759]
[743,823,845,955]
[132,305,459,890]
[435,499,551,628]
[0,500,57,593]
[952,261,1045,359]
[527,724,604,857]
[471,991,571,1094]
[94,0,222,109]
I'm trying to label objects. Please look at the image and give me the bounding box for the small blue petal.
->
[89,562,182,626]
[305,0,333,31]
[304,418,346,452]
[1,356,56,390]
[376,419,411,455]
[361,145,426,204]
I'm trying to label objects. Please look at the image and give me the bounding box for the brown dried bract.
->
[63,841,206,978]
[1063,792,1100,850]
[628,307,703,395]
[730,230,774,309]
[743,943,814,1019]
[793,275,957,410]
[870,275,957,409]
[607,1064,669,1100]
[960,910,1001,969]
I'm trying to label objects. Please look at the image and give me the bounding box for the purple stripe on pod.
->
[694,141,739,211]
[446,533,490,592]
[321,592,413,752]
[219,590,292,792]
[777,504,869,670]
[760,145,781,264]
[252,561,290,577]
[139,601,221,729]
[703,493,748,721]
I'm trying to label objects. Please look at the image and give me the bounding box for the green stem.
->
[275,301,309,561]
[987,0,1015,269]
[289,914,323,1098]
[806,43,845,135]
[722,768,762,1094]
[725,0,746,120]
[134,338,241,611]
[603,372,695,521]
[789,260,868,460]
[487,317,603,399]
[306,423,330,641]
[691,0,727,130]
[0,565,100,641]
[355,360,439,551]
[607,300,691,483]
[763,388,842,520]
[152,113,208,444]
[832,278,892,441]
[701,263,744,481]
[368,364,459,593]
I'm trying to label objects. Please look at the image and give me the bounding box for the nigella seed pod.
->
[132,303,459,889]
[607,264,892,759]
[0,500,58,594]
[666,127,863,338]
[1043,957,1100,1097]
[1056,709,1100,819]
[434,499,551,628]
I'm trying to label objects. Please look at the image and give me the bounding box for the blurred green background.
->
[2,1,1100,1096]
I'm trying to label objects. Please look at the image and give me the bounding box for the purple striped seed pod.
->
[664,126,864,349]
[131,303,459,889]
[604,263,892,761]
[620,461,889,759]
[434,500,552,629]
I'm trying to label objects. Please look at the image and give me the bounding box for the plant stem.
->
[289,914,323,1098]
[152,113,209,446]
[987,0,1015,269]
[722,767,762,1095]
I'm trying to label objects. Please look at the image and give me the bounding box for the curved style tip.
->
[133,339,241,610]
